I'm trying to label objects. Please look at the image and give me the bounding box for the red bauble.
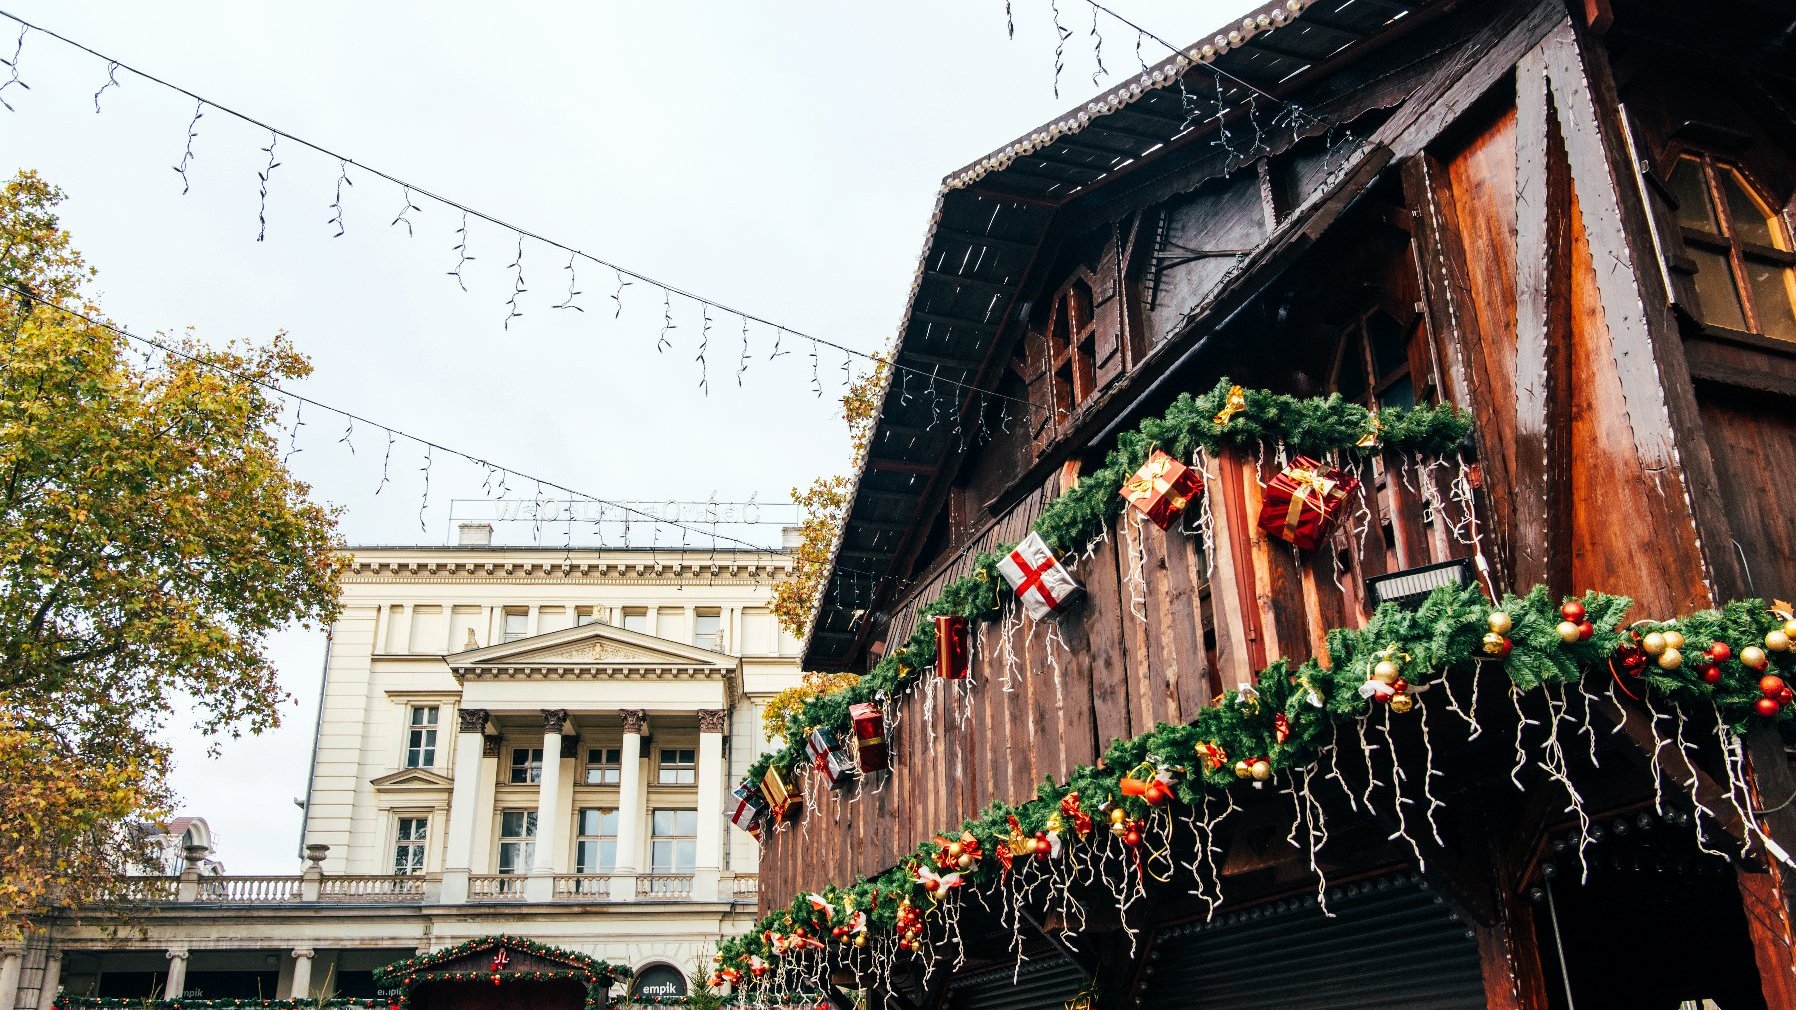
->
[922,877,939,893]
[1143,782,1167,805]
[1393,677,1408,694]
[1561,600,1586,623]
[1701,666,1723,685]
[1756,697,1781,718]
[1761,675,1787,698]
[1782,687,1795,704]
[1123,829,1142,846]
[1709,642,1732,662]
[1577,621,1594,641]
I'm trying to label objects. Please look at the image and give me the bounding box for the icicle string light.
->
[0,22,25,112]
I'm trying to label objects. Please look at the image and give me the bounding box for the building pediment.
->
[444,621,739,683]
[370,768,454,790]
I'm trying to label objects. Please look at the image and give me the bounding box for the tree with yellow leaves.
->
[0,170,346,939]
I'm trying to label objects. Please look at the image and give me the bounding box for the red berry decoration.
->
[1561,600,1586,623]
[1756,697,1781,718]
[1761,675,1787,698]
[1708,642,1732,662]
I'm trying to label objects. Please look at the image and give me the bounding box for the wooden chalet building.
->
[767,0,1796,1007]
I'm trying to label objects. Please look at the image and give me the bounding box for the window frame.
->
[1668,149,1796,340]
[404,705,440,769]
[508,746,544,784]
[497,810,537,875]
[656,747,697,786]
[648,808,698,874]
[574,807,618,874]
[392,815,429,875]
[584,746,622,785]
[501,608,529,643]
[692,609,724,650]
[1327,302,1421,412]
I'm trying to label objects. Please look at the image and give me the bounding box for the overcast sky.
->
[4,0,1257,871]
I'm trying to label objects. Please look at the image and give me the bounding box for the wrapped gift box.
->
[761,764,804,823]
[849,701,888,772]
[935,614,970,679]
[995,531,1082,621]
[806,726,856,790]
[1258,456,1358,551]
[1119,449,1202,529]
[726,781,767,839]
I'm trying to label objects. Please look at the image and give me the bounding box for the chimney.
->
[780,525,804,550]
[457,523,494,547]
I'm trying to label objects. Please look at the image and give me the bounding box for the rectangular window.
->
[574,808,618,874]
[649,809,697,873]
[497,811,536,874]
[393,817,428,875]
[657,748,696,786]
[621,608,649,635]
[584,747,622,785]
[404,705,439,768]
[576,606,599,626]
[502,608,529,643]
[509,746,544,784]
[692,609,723,650]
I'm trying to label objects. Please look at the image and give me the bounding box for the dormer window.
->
[1665,152,1796,342]
[1046,278,1098,426]
[1331,307,1416,410]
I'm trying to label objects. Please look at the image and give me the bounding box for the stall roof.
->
[804,0,1443,670]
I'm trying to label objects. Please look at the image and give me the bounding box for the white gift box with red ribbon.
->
[996,531,1082,620]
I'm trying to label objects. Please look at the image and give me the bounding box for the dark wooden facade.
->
[773,1,1796,1006]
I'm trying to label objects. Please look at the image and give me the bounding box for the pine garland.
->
[720,582,1795,981]
[746,379,1470,785]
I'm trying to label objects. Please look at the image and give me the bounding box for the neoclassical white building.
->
[5,528,800,1009]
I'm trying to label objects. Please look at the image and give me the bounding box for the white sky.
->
[3,0,1256,870]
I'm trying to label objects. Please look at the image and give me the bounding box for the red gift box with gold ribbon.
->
[1119,449,1202,530]
[849,701,888,772]
[1258,456,1358,551]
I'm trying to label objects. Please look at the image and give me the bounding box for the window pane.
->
[1689,246,1748,330]
[1377,376,1416,411]
[675,810,697,834]
[1366,313,1409,380]
[1721,167,1781,249]
[1744,255,1796,342]
[1336,336,1368,403]
[652,810,675,835]
[1667,156,1717,231]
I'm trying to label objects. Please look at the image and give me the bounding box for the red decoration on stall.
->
[1120,449,1203,529]
[849,701,888,772]
[935,614,970,679]
[1258,456,1358,551]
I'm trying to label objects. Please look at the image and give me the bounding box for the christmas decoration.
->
[996,532,1082,620]
[1212,383,1248,426]
[727,780,768,839]
[762,764,804,823]
[1119,448,1202,529]
[849,701,888,773]
[365,935,626,1010]
[934,613,971,678]
[1194,740,1229,772]
[807,726,857,790]
[1258,456,1358,551]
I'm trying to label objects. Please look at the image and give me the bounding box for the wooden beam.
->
[866,456,936,476]
[932,227,1040,254]
[920,269,1018,296]
[909,310,998,333]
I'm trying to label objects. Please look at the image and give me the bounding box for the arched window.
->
[1664,152,1796,342]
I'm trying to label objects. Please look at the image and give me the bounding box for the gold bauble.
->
[1743,645,1769,669]
[1487,610,1513,635]
[1389,693,1415,714]
[1783,618,1796,638]
[947,842,963,858]
[1657,647,1682,671]
[1642,631,1667,656]
[1662,630,1684,650]
[1557,621,1582,644]
[1234,759,1253,780]
[1250,759,1273,782]
[1482,632,1510,656]
[853,934,868,949]
[1766,630,1791,653]
[1373,660,1400,684]
[957,853,972,869]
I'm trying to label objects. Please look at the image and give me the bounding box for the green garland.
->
[369,935,627,1010]
[746,378,1471,786]
[719,582,1794,979]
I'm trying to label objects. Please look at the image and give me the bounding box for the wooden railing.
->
[552,874,611,899]
[760,445,1476,912]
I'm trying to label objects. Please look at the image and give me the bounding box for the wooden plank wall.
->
[759,445,1474,910]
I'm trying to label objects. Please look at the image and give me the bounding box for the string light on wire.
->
[0,22,26,111]
[0,8,1040,418]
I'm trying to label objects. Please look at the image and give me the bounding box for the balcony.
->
[116,866,756,906]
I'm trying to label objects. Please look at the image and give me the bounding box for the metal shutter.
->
[948,955,1088,1010]
[1140,874,1485,1010]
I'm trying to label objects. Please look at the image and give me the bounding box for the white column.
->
[694,709,727,901]
[35,952,61,1010]
[441,708,490,904]
[162,950,188,1000]
[526,710,571,902]
[612,710,647,901]
[0,949,21,1010]
[287,949,314,1000]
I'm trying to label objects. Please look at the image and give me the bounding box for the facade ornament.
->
[482,734,501,758]
[698,709,728,734]
[457,708,490,734]
[541,709,571,734]
[464,628,479,649]
[620,709,649,734]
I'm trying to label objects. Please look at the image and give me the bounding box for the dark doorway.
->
[1535,817,1767,1010]
[407,976,587,1010]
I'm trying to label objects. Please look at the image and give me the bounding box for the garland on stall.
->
[745,378,1474,786]
[716,581,1796,998]
[368,935,628,1010]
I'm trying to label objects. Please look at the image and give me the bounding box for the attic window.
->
[1047,278,1098,425]
[1667,152,1796,342]
[1331,307,1415,410]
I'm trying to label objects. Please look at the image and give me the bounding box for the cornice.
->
[451,665,732,682]
[342,557,790,585]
